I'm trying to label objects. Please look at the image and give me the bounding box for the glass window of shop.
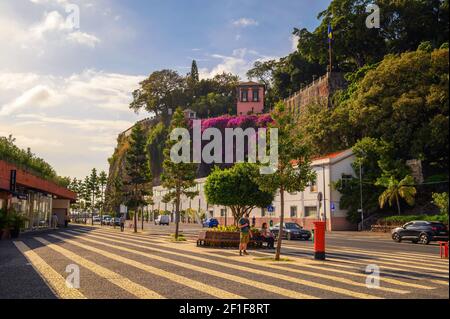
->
[11,191,52,231]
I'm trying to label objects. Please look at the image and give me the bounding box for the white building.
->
[150,149,357,231]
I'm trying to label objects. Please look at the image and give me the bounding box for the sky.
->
[0,0,331,180]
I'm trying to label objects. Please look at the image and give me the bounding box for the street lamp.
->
[359,161,364,231]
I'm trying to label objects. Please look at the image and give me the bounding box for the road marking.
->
[59,231,317,299]
[69,231,414,294]
[33,237,164,299]
[47,234,243,299]
[66,230,385,298]
[273,244,449,273]
[82,228,449,286]
[13,241,86,299]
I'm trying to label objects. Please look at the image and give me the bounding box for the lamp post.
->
[359,161,364,231]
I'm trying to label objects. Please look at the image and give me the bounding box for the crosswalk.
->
[13,226,449,299]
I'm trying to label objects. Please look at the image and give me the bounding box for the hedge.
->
[379,215,449,226]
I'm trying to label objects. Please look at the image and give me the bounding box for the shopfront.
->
[0,160,76,232]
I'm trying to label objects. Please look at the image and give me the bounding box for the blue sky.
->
[0,0,331,178]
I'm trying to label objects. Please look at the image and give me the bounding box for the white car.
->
[154,215,170,226]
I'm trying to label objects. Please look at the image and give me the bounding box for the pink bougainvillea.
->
[190,113,273,132]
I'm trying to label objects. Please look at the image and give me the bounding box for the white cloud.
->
[232,18,259,28]
[199,49,277,79]
[291,34,300,52]
[0,85,61,116]
[66,31,100,47]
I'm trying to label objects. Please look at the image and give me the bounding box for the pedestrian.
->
[252,216,256,227]
[238,213,252,256]
[260,222,275,249]
[64,213,69,228]
[120,214,125,232]
[52,213,59,229]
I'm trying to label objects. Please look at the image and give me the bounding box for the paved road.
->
[1,224,448,299]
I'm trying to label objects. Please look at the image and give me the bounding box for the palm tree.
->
[376,175,417,215]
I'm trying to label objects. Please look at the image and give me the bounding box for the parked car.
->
[155,215,170,226]
[110,217,121,226]
[270,222,311,241]
[202,218,219,228]
[102,215,111,225]
[391,221,449,245]
[93,215,101,223]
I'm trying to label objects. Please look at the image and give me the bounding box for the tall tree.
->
[161,108,198,240]
[190,60,199,82]
[98,171,108,224]
[87,168,100,225]
[130,70,187,122]
[255,102,315,261]
[205,163,275,225]
[124,123,152,233]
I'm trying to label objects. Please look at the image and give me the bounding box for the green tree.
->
[376,175,417,215]
[161,108,198,240]
[86,168,100,225]
[124,123,153,233]
[205,163,275,225]
[255,102,315,261]
[98,171,108,224]
[130,70,187,121]
[106,175,124,216]
[190,60,199,82]
[432,192,449,215]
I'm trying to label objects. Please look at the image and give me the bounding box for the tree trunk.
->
[175,192,180,240]
[141,207,144,231]
[275,187,285,261]
[134,209,138,233]
[396,195,401,215]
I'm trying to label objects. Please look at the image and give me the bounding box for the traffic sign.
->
[331,202,336,211]
[267,205,274,213]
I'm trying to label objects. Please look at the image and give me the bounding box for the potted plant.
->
[8,211,28,239]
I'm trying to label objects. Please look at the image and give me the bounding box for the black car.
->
[270,223,311,241]
[391,221,449,245]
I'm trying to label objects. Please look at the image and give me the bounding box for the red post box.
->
[313,221,326,260]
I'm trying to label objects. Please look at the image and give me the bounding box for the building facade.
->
[0,160,76,234]
[150,149,357,231]
[236,81,265,115]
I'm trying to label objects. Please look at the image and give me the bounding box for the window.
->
[290,206,298,218]
[252,89,259,102]
[304,206,317,218]
[220,208,226,217]
[310,179,318,192]
[209,210,214,218]
[241,89,248,102]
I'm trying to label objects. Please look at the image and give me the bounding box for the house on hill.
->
[236,81,265,115]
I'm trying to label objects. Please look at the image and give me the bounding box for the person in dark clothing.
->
[251,216,256,227]
[261,222,275,249]
[120,215,125,232]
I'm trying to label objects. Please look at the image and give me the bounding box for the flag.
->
[327,24,333,42]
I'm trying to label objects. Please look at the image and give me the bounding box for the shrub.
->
[379,214,449,226]
[432,192,449,215]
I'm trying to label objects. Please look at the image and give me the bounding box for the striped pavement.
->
[12,226,449,299]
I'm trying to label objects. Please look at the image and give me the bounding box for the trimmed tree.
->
[161,108,198,240]
[205,163,275,225]
[255,102,315,261]
[124,123,153,233]
[98,171,108,225]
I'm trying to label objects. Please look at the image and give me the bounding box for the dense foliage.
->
[0,135,70,187]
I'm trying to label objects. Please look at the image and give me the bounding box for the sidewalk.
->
[0,233,56,299]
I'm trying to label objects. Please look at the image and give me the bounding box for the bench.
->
[197,231,267,248]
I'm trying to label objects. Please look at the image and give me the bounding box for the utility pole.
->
[359,162,364,231]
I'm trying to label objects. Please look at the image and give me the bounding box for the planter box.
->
[197,230,263,248]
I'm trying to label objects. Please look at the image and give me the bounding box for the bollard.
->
[313,221,326,260]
